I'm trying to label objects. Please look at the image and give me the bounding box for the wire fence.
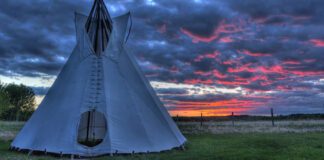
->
[172,108,324,128]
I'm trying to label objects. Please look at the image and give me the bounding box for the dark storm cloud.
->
[0,0,323,115]
[156,88,188,95]
[0,0,92,76]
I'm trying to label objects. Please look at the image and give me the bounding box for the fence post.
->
[271,108,275,127]
[231,112,234,127]
[176,114,179,122]
[200,112,203,127]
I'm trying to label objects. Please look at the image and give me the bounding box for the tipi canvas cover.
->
[11,0,186,157]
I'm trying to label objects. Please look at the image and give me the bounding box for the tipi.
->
[11,0,186,157]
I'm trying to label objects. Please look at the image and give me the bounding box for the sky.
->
[0,0,324,116]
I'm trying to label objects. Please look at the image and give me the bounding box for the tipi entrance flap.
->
[77,110,107,148]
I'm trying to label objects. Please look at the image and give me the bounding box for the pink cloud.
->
[254,14,311,25]
[276,85,291,91]
[228,63,324,78]
[217,80,250,85]
[289,70,324,76]
[217,74,271,86]
[223,57,244,65]
[228,64,285,74]
[212,69,227,78]
[194,69,227,79]
[238,49,271,57]
[180,20,244,43]
[283,60,301,65]
[310,39,324,47]
[219,36,234,43]
[180,27,219,43]
[170,66,179,73]
[194,51,221,62]
[194,71,211,76]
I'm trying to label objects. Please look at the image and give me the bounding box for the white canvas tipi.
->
[11,0,186,157]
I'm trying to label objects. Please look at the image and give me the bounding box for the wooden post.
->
[181,145,185,150]
[231,112,234,126]
[28,150,33,157]
[176,114,179,122]
[200,112,203,127]
[271,108,275,127]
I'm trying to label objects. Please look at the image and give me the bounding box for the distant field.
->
[1,120,324,160]
[178,120,324,134]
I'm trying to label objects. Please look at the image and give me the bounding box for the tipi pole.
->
[86,111,91,142]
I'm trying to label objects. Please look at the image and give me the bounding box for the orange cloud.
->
[184,79,213,85]
[169,99,263,117]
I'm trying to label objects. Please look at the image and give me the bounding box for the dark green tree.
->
[0,83,11,120]
[4,84,36,121]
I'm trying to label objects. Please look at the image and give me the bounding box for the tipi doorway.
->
[77,110,107,147]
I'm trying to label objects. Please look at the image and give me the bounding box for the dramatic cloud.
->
[0,0,323,116]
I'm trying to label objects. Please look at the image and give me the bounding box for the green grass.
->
[1,121,324,160]
[1,133,324,160]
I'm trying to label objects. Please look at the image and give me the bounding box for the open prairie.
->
[1,120,324,160]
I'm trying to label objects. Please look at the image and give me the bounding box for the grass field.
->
[1,120,324,160]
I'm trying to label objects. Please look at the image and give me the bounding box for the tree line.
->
[0,82,35,121]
